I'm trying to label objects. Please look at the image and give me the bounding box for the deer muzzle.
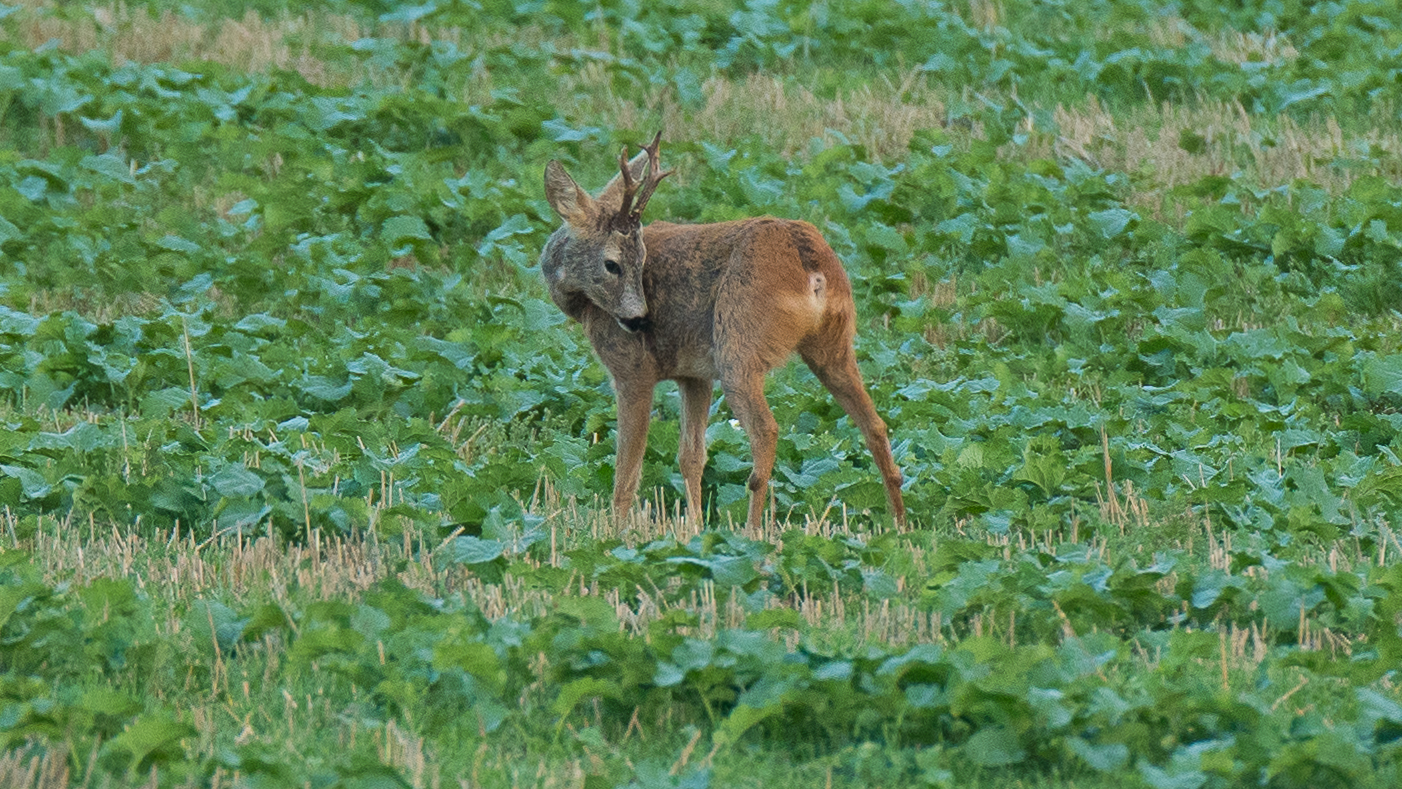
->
[616,315,650,333]
[615,291,648,333]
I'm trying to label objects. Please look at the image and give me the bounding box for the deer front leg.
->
[721,370,778,529]
[677,377,712,527]
[612,380,655,518]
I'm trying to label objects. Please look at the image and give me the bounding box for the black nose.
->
[617,316,650,333]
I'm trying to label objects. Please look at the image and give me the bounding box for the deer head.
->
[543,132,673,333]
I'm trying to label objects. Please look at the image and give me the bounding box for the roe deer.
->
[540,133,905,528]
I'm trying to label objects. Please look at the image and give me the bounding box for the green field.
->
[2,0,1402,786]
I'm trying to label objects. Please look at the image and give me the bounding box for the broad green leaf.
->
[140,387,193,418]
[233,313,284,333]
[1088,208,1135,238]
[542,119,601,142]
[552,677,621,717]
[1139,764,1206,789]
[379,2,437,23]
[0,215,23,246]
[210,463,264,497]
[157,235,202,254]
[745,609,802,630]
[186,599,246,650]
[298,376,352,403]
[433,640,502,683]
[1069,738,1129,772]
[214,497,271,533]
[79,688,142,719]
[382,216,433,247]
[1361,355,1402,398]
[482,214,533,245]
[81,153,136,185]
[101,712,196,772]
[450,536,504,565]
[29,421,105,452]
[714,703,778,748]
[79,109,123,134]
[0,465,50,500]
[963,726,1025,766]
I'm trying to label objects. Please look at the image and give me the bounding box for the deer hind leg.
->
[612,380,655,519]
[720,368,778,529]
[800,343,907,527]
[677,377,712,528]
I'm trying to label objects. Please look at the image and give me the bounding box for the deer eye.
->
[603,259,622,276]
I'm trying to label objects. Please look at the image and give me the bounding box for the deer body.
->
[541,136,905,528]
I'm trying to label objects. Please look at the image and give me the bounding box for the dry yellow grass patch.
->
[1147,14,1298,65]
[963,0,1003,31]
[10,1,945,160]
[563,70,947,161]
[8,468,1386,655]
[11,0,1399,199]
[1210,29,1299,65]
[1016,96,1402,209]
[6,0,566,91]
[15,490,952,650]
[9,1,359,84]
[0,745,70,789]
[26,289,165,322]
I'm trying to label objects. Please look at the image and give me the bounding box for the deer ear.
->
[544,161,594,226]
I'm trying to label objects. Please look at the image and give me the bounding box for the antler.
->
[631,131,673,218]
[615,131,673,224]
[615,144,641,220]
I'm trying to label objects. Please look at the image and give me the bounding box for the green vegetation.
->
[1,0,1401,786]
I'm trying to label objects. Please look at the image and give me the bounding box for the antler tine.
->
[615,143,641,220]
[631,131,674,218]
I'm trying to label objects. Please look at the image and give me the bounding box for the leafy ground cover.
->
[1,0,1402,786]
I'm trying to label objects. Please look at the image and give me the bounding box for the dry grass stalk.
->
[0,743,71,789]
[564,70,946,162]
[1146,14,1299,64]
[11,1,353,84]
[27,290,164,323]
[6,487,1394,662]
[16,0,1398,188]
[964,0,1002,31]
[1026,96,1402,208]
[1208,29,1299,65]
[17,504,956,649]
[11,2,947,160]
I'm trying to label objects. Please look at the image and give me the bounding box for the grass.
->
[2,484,1386,787]
[9,1,364,86]
[1038,98,1402,206]
[9,0,1401,186]
[11,464,1386,663]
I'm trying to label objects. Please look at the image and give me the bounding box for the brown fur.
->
[540,135,906,528]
